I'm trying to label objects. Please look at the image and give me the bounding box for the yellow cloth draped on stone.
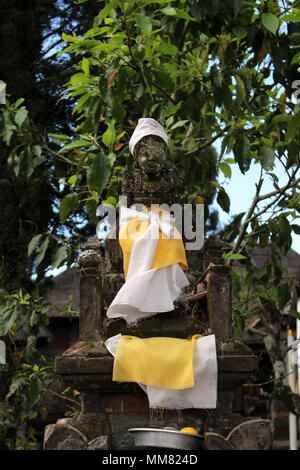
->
[112,334,201,390]
[119,208,188,279]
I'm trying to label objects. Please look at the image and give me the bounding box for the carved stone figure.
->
[105,118,189,325]
[122,133,184,207]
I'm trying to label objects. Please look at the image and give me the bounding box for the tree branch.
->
[178,20,190,52]
[257,174,300,203]
[229,168,299,259]
[185,125,231,157]
[246,174,300,226]
[229,169,264,259]
[44,143,83,167]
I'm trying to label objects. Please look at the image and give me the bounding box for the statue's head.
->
[129,118,168,176]
[134,134,167,176]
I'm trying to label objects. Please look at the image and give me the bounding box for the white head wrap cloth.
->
[129,118,168,155]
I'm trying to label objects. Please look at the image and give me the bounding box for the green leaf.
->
[94,1,117,24]
[14,98,25,108]
[59,194,79,223]
[219,162,232,179]
[32,144,41,158]
[28,410,38,420]
[135,13,152,35]
[161,6,177,15]
[29,377,43,407]
[86,198,98,224]
[217,188,230,213]
[233,26,247,40]
[233,135,251,174]
[2,127,13,145]
[62,32,78,42]
[286,112,300,142]
[29,311,38,327]
[102,121,116,149]
[68,175,77,185]
[49,133,71,141]
[212,71,223,87]
[60,139,92,153]
[102,195,117,208]
[291,50,300,65]
[278,283,290,309]
[28,234,43,256]
[260,145,275,171]
[291,224,300,235]
[157,43,178,55]
[282,10,300,22]
[253,264,268,279]
[231,268,241,293]
[15,107,28,128]
[31,145,44,168]
[73,93,92,115]
[271,114,292,124]
[51,246,67,270]
[161,6,196,20]
[262,13,279,35]
[5,375,26,399]
[223,251,246,260]
[235,75,246,104]
[36,237,49,265]
[87,153,111,196]
[288,309,300,320]
[170,120,189,130]
[165,117,173,130]
[21,147,35,179]
[134,85,144,99]
[81,57,90,74]
[0,309,18,336]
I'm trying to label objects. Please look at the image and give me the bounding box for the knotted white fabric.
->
[129,118,168,155]
[105,333,218,410]
[106,205,189,324]
[120,207,175,239]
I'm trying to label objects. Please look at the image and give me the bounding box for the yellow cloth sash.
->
[112,334,201,390]
[119,208,188,279]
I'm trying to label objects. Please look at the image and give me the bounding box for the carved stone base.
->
[43,421,110,450]
[204,419,273,450]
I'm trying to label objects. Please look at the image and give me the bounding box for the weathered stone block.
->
[69,412,111,441]
[207,264,232,338]
[88,435,110,450]
[205,418,273,450]
[43,423,88,450]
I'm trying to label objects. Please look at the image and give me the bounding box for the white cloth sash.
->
[106,205,189,324]
[119,206,176,279]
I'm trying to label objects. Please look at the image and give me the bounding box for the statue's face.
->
[135,135,166,176]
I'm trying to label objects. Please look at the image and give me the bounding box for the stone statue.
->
[105,118,189,325]
[122,132,184,208]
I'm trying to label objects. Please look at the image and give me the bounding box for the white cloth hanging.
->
[105,333,218,410]
[106,205,189,325]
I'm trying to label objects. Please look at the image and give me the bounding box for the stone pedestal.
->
[43,235,268,451]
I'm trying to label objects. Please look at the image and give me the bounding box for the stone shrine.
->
[44,121,272,450]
